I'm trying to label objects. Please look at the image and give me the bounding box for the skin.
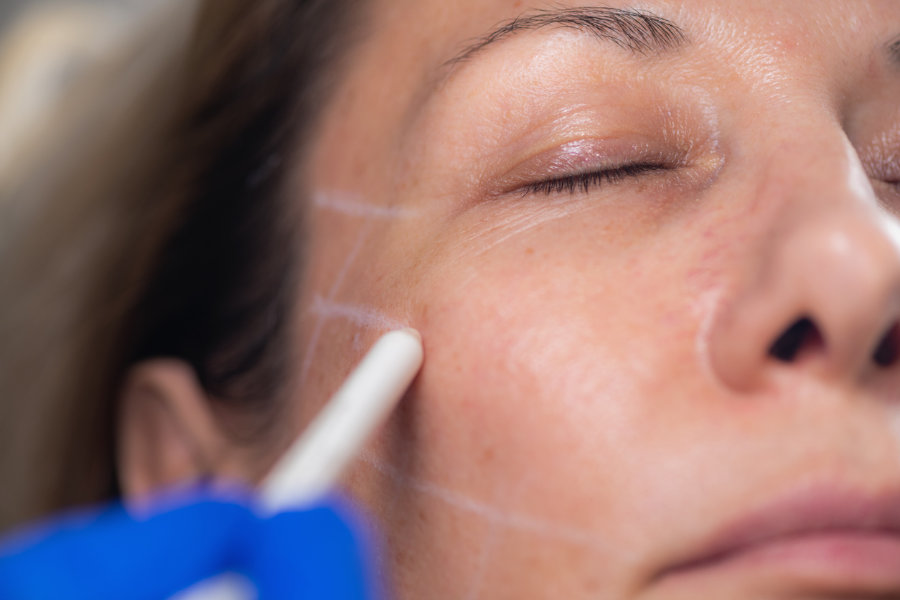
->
[121,1,900,598]
[278,0,900,598]
[284,1,900,598]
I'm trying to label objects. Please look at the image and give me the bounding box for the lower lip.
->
[666,531,900,589]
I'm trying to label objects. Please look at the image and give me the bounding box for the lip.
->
[654,486,900,589]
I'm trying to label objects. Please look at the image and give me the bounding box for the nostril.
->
[873,324,900,367]
[768,317,823,363]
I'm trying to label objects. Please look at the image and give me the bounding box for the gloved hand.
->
[0,488,380,600]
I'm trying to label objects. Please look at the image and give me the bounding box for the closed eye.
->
[521,162,669,196]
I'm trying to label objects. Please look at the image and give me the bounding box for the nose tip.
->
[708,209,900,391]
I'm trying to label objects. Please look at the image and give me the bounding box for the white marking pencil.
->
[261,327,424,511]
[176,328,424,599]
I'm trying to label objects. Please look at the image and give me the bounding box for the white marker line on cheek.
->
[464,482,506,600]
[314,191,421,220]
[465,525,498,600]
[694,286,727,389]
[360,454,632,560]
[299,223,373,386]
[462,200,583,259]
[889,409,900,460]
[310,296,407,331]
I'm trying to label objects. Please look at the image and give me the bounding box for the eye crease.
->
[521,162,669,196]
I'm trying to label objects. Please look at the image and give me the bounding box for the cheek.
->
[403,234,710,541]
[341,188,749,592]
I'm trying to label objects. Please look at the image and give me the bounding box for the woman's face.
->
[290,1,900,597]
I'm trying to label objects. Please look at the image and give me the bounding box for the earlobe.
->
[116,359,227,500]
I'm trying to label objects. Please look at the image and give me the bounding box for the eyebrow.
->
[444,6,688,70]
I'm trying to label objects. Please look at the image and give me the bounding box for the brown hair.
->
[0,0,363,531]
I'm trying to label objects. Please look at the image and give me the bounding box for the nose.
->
[707,140,900,391]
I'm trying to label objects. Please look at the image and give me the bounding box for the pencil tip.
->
[399,327,422,342]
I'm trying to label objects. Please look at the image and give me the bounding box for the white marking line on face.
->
[299,223,373,386]
[465,523,498,600]
[693,285,727,388]
[310,296,407,331]
[889,409,900,460]
[360,454,632,560]
[314,191,421,220]
[461,198,585,259]
[464,482,506,600]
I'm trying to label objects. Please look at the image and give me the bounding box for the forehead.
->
[338,1,899,118]
[361,0,900,70]
[307,0,900,191]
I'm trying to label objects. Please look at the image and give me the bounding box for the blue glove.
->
[0,488,381,600]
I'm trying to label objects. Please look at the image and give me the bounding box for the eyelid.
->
[520,162,670,196]
[493,137,685,196]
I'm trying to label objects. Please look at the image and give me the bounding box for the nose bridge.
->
[707,127,900,390]
[760,129,876,217]
[757,126,900,300]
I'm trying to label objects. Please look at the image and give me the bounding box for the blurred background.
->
[2,0,147,25]
[0,0,171,195]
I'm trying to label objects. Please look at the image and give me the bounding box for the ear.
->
[116,359,230,500]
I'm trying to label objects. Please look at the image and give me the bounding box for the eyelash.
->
[521,162,668,196]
